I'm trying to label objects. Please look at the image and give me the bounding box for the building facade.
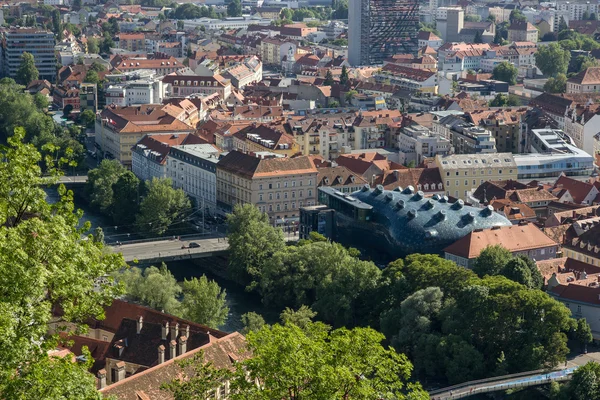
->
[216,151,318,223]
[348,0,419,65]
[167,144,221,213]
[1,29,56,80]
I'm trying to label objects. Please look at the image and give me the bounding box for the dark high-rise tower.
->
[348,0,420,66]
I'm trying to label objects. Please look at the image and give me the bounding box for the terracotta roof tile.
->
[444,223,557,259]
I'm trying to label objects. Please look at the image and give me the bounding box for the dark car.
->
[189,242,200,248]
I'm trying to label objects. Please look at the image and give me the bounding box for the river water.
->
[46,188,271,333]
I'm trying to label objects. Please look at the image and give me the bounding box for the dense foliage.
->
[115,265,229,328]
[85,162,191,236]
[0,128,123,397]
[164,318,428,400]
[227,206,576,385]
[492,61,519,85]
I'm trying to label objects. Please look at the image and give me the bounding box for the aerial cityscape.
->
[4,0,600,398]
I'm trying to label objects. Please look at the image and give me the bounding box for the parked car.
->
[189,242,200,248]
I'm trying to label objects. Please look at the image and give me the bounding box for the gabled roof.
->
[132,133,206,165]
[317,166,367,187]
[100,332,248,400]
[444,223,557,259]
[373,167,443,191]
[568,67,600,85]
[217,151,316,178]
[553,175,597,204]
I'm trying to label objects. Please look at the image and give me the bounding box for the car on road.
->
[189,242,200,248]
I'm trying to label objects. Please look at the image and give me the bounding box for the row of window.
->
[258,190,312,201]
[258,201,314,213]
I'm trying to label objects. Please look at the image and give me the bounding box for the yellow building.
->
[435,153,518,200]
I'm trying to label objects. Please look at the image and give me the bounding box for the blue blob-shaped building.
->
[317,185,512,259]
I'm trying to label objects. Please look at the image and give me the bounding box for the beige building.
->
[566,67,600,94]
[96,104,195,167]
[216,151,318,223]
[260,37,296,66]
[435,153,518,199]
[507,21,538,42]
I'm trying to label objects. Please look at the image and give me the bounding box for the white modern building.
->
[396,125,453,165]
[182,17,272,31]
[517,128,595,179]
[104,70,166,106]
[167,144,221,213]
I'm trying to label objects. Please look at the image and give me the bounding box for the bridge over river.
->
[111,234,298,264]
[429,366,578,399]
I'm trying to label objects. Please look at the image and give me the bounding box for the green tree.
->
[544,73,568,93]
[339,65,349,85]
[241,312,266,335]
[579,55,599,72]
[117,265,182,315]
[226,203,285,286]
[465,14,481,22]
[87,37,100,54]
[63,104,73,117]
[16,52,39,86]
[93,226,105,244]
[510,9,527,23]
[0,128,123,394]
[85,159,127,213]
[489,93,520,107]
[492,61,519,85]
[228,322,428,399]
[52,9,63,40]
[89,60,106,72]
[161,351,233,400]
[181,275,229,329]
[576,318,593,352]
[85,69,100,84]
[227,0,242,17]
[487,14,496,22]
[473,245,513,277]
[2,347,101,399]
[568,362,600,400]
[473,30,483,43]
[79,109,96,128]
[535,42,571,76]
[111,170,140,226]
[345,89,358,103]
[135,178,191,236]
[583,11,590,20]
[323,69,334,85]
[500,257,533,288]
[280,305,317,330]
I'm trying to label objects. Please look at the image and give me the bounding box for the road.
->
[114,236,230,263]
[114,233,299,263]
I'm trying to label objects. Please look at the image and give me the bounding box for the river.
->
[46,188,272,333]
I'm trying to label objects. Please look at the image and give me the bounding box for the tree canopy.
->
[136,178,191,236]
[492,61,518,85]
[16,52,39,86]
[544,73,568,93]
[535,43,571,76]
[0,128,123,396]
[164,320,428,400]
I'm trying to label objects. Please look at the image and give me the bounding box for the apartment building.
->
[162,73,232,101]
[507,21,538,42]
[1,28,56,80]
[435,152,518,199]
[117,33,145,52]
[131,133,206,182]
[260,37,296,66]
[396,124,452,165]
[216,151,318,223]
[232,124,300,157]
[433,114,497,154]
[374,64,438,94]
[110,55,182,75]
[167,144,221,213]
[104,71,166,107]
[468,109,525,153]
[557,0,599,21]
[96,104,195,167]
[79,83,98,112]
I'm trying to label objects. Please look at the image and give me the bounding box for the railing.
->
[107,232,223,246]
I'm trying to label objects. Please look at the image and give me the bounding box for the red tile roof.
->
[444,223,557,259]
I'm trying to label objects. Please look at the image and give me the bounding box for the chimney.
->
[185,324,190,339]
[178,336,187,355]
[115,361,126,383]
[158,345,165,364]
[171,322,179,340]
[169,340,177,359]
[97,369,107,389]
[162,321,169,340]
[136,316,143,334]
